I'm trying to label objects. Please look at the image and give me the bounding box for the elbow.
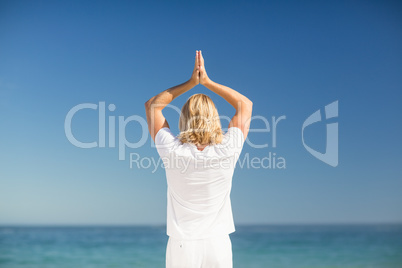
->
[144,97,154,110]
[144,101,150,111]
[235,98,253,112]
[242,99,253,114]
[243,98,253,108]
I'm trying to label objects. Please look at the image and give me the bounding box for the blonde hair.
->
[178,93,223,145]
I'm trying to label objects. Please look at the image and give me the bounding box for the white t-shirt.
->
[155,126,245,240]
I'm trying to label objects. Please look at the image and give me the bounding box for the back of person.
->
[145,50,252,268]
[155,126,245,240]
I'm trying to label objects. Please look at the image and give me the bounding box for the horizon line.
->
[1,222,402,227]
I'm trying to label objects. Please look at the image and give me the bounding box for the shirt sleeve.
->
[155,127,178,158]
[224,127,245,161]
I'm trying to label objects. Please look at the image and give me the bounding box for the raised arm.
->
[145,51,200,142]
[198,51,253,140]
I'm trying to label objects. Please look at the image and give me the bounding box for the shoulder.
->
[155,127,177,142]
[226,126,244,140]
[155,127,179,156]
[215,127,245,153]
[224,127,245,146]
[155,127,173,140]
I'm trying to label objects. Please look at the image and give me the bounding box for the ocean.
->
[0,224,401,267]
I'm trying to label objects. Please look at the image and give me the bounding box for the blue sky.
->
[0,0,401,225]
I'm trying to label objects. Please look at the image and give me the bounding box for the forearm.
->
[145,79,196,109]
[204,79,252,109]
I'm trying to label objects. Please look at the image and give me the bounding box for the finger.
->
[195,50,199,67]
[200,51,204,66]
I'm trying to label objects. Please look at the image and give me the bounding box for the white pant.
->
[166,234,233,268]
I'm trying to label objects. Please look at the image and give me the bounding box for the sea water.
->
[0,224,401,268]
